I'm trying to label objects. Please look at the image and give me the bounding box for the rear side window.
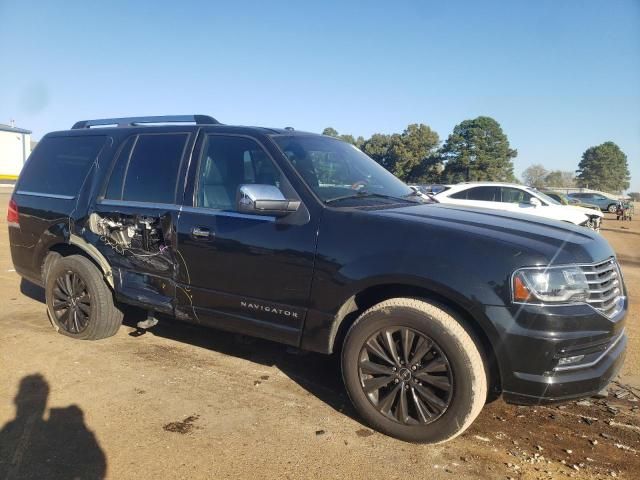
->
[105,133,188,204]
[18,135,106,197]
[104,136,135,200]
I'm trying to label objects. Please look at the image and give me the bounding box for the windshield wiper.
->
[403,190,424,200]
[404,190,438,203]
[325,192,413,205]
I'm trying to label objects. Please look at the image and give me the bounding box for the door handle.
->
[191,227,212,239]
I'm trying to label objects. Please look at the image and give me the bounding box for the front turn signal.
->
[513,275,531,302]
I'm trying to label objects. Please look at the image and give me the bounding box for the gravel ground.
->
[0,191,638,480]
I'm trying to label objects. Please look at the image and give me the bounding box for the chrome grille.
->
[581,258,624,318]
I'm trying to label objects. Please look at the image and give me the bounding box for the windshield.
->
[529,188,562,206]
[272,135,414,203]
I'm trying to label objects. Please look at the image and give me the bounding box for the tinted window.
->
[121,134,188,203]
[196,136,282,210]
[449,189,467,199]
[18,135,106,197]
[501,187,532,203]
[273,135,413,202]
[104,136,135,200]
[450,186,499,201]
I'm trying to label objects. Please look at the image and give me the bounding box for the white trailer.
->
[0,124,32,180]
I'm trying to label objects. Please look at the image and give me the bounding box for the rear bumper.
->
[484,300,627,404]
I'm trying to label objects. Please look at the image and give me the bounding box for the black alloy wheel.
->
[45,254,123,340]
[51,270,91,334]
[358,327,453,425]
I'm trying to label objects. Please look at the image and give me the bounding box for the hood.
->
[542,203,601,222]
[571,204,604,217]
[365,203,613,265]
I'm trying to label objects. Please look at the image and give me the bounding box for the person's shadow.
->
[0,374,106,480]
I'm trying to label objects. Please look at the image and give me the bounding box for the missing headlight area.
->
[88,212,169,258]
[582,215,602,232]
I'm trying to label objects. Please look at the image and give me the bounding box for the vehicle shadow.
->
[0,374,107,479]
[18,278,359,425]
[121,309,359,424]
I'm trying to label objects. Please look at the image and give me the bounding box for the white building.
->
[0,123,32,180]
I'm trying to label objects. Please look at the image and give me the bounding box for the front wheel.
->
[45,255,123,340]
[342,298,487,443]
[608,204,617,213]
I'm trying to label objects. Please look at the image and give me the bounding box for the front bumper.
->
[484,299,627,404]
[502,331,626,404]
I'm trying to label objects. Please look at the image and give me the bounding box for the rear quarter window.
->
[18,135,107,197]
[449,189,468,200]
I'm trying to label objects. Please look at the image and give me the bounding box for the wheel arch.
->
[43,236,114,288]
[329,283,502,396]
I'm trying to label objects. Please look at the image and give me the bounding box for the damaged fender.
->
[69,233,115,288]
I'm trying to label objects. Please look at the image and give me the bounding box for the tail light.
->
[7,198,19,225]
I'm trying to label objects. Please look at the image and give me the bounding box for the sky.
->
[1,0,639,190]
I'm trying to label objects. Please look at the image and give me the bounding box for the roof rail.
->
[71,114,220,129]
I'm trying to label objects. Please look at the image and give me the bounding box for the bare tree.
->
[522,164,549,188]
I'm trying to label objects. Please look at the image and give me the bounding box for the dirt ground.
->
[0,188,638,480]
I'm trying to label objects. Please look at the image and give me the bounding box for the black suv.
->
[8,115,627,443]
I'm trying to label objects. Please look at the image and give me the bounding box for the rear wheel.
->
[608,204,617,213]
[45,255,123,340]
[342,298,487,443]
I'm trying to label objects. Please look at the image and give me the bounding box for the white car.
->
[434,182,604,231]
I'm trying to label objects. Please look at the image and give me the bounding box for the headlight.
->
[512,265,589,304]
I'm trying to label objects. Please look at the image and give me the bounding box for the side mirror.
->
[236,184,300,217]
[529,197,542,207]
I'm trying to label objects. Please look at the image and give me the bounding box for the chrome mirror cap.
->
[237,184,300,217]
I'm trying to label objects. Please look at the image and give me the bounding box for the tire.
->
[45,255,123,340]
[341,298,487,443]
[41,251,62,284]
[607,204,617,213]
